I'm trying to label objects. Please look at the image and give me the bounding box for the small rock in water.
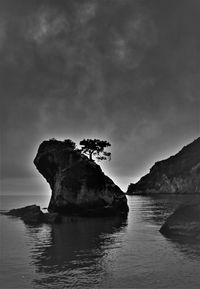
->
[6,205,61,224]
[6,205,43,224]
[160,203,200,238]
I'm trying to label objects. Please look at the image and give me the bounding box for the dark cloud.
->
[1,0,200,191]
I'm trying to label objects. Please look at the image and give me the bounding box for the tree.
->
[79,139,111,161]
[64,139,76,150]
[49,138,57,142]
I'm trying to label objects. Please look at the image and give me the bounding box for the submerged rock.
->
[33,139,129,217]
[160,203,200,238]
[6,205,61,224]
[127,137,200,195]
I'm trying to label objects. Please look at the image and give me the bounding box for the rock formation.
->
[160,203,200,238]
[5,205,61,224]
[127,137,200,195]
[34,139,129,216]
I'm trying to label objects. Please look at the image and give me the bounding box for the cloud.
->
[112,12,157,68]
[0,19,6,50]
[27,8,69,44]
[76,1,98,24]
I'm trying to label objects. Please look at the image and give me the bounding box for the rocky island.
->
[33,139,129,218]
[4,139,129,224]
[127,137,200,195]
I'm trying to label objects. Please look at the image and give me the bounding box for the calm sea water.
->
[1,194,200,289]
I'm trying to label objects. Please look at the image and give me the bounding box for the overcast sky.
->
[1,0,200,193]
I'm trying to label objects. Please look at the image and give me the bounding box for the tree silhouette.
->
[64,139,76,150]
[80,139,111,161]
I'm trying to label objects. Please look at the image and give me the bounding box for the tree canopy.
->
[64,139,76,150]
[79,139,111,161]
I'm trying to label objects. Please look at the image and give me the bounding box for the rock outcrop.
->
[127,137,200,195]
[160,203,200,238]
[34,139,129,216]
[5,205,61,224]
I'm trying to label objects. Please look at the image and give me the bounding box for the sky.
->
[1,0,200,194]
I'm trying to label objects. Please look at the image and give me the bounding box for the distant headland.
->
[127,137,200,195]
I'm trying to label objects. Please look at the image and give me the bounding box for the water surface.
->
[1,194,200,288]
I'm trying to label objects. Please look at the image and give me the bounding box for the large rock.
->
[34,139,129,216]
[127,137,200,195]
[160,203,200,238]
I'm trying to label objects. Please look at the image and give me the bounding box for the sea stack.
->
[127,137,200,195]
[34,139,129,216]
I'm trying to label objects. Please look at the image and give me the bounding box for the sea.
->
[1,194,200,289]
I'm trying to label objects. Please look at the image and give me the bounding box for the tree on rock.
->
[64,139,76,150]
[80,139,111,161]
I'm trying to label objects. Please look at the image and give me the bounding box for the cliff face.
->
[127,137,200,195]
[34,140,128,216]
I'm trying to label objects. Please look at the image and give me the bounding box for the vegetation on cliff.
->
[127,137,200,195]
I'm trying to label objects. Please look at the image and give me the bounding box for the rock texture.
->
[5,205,61,224]
[160,203,200,238]
[34,139,129,216]
[127,137,200,195]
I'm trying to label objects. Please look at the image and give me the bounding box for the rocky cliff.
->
[34,139,129,216]
[127,137,200,195]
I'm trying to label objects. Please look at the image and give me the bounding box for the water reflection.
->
[134,195,200,226]
[3,195,200,289]
[165,236,200,261]
[25,216,127,288]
